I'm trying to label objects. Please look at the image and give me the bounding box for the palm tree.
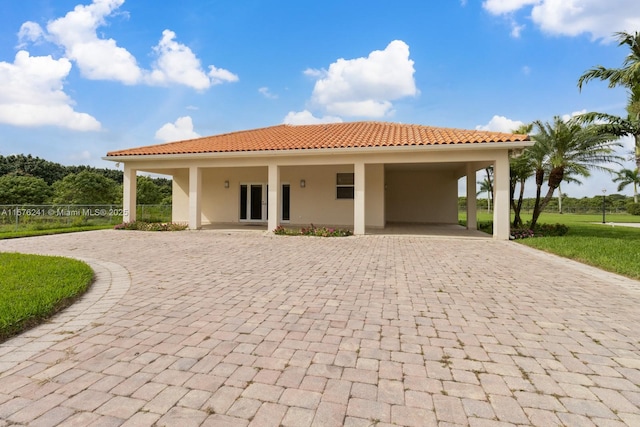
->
[578,31,640,168]
[510,150,533,227]
[529,117,622,228]
[509,123,533,227]
[527,129,553,229]
[613,167,640,203]
[477,178,492,212]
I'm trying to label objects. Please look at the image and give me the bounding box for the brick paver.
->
[0,229,639,426]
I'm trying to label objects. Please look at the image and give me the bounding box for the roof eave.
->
[102,140,533,162]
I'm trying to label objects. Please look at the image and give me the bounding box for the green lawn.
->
[466,211,640,280]
[0,253,94,341]
[0,224,114,240]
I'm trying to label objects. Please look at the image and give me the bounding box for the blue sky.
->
[1,0,639,198]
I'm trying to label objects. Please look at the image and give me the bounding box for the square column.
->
[354,162,366,235]
[189,166,202,230]
[267,164,281,232]
[466,164,477,231]
[123,164,136,223]
[493,152,510,240]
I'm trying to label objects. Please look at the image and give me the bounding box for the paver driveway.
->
[0,229,639,426]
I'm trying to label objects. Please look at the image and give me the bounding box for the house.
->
[104,121,532,239]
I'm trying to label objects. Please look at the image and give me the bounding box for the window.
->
[336,173,354,199]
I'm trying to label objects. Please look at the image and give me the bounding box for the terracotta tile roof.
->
[106,121,530,157]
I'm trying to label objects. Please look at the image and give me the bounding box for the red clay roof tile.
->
[106,121,530,157]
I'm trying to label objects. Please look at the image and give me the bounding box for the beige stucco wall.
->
[365,164,385,228]
[385,169,458,224]
[170,164,386,227]
[281,165,353,226]
[200,167,266,223]
[172,169,189,223]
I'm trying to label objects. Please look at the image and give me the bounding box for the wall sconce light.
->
[224,180,229,188]
[300,179,306,188]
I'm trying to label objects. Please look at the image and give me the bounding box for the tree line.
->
[462,193,635,214]
[0,154,170,205]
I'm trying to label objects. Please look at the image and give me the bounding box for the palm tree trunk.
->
[636,134,640,171]
[557,183,563,214]
[537,186,558,217]
[510,177,518,227]
[515,178,526,227]
[530,169,545,229]
[536,166,564,220]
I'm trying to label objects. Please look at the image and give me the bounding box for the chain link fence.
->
[0,205,171,233]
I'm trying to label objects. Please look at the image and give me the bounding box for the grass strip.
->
[0,224,114,240]
[518,223,640,280]
[0,253,94,341]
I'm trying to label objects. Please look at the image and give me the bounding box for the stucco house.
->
[104,121,531,239]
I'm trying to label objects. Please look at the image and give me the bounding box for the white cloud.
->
[303,68,326,78]
[208,65,239,86]
[561,109,587,122]
[483,0,540,15]
[148,30,238,90]
[46,0,142,84]
[258,87,278,99]
[0,51,101,131]
[531,0,640,40]
[155,116,200,142]
[511,22,525,38]
[325,100,394,118]
[17,22,45,47]
[20,0,237,89]
[309,40,417,117]
[483,0,640,41]
[476,115,524,132]
[283,110,343,125]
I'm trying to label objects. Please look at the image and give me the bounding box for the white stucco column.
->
[188,166,202,230]
[493,152,510,240]
[267,164,281,232]
[354,162,366,235]
[466,164,477,231]
[123,164,136,223]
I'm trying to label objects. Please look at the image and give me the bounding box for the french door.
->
[239,184,290,221]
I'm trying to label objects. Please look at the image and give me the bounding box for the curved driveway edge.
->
[0,257,131,375]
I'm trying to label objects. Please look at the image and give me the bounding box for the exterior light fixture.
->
[224,180,230,188]
[300,179,306,188]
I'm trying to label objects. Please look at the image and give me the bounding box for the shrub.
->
[509,222,569,240]
[114,221,187,231]
[477,221,493,234]
[510,228,536,239]
[274,224,352,237]
[626,202,640,215]
[535,223,569,236]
